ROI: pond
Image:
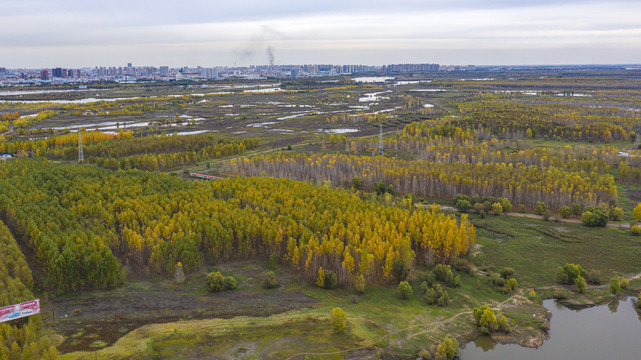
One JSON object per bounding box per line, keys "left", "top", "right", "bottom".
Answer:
{"left": 460, "top": 297, "right": 641, "bottom": 360}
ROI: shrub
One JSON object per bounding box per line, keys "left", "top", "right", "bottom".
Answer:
{"left": 575, "top": 275, "right": 586, "bottom": 293}
{"left": 500, "top": 277, "right": 518, "bottom": 294}
{"left": 374, "top": 180, "right": 393, "bottom": 195}
{"left": 571, "top": 203, "right": 582, "bottom": 216}
{"left": 453, "top": 193, "right": 471, "bottom": 206}
{"left": 455, "top": 199, "right": 472, "bottom": 213}
{"left": 206, "top": 271, "right": 225, "bottom": 292}
{"left": 610, "top": 207, "right": 624, "bottom": 221}
{"left": 637, "top": 292, "right": 641, "bottom": 309}
{"left": 631, "top": 225, "right": 641, "bottom": 236}
{"left": 498, "top": 315, "right": 511, "bottom": 333}
{"left": 500, "top": 267, "right": 516, "bottom": 280}
{"left": 473, "top": 305, "right": 497, "bottom": 334}
{"left": 534, "top": 202, "right": 548, "bottom": 215}
{"left": 434, "top": 264, "right": 453, "bottom": 283}
{"left": 556, "top": 263, "right": 587, "bottom": 285}
{"left": 634, "top": 203, "right": 641, "bottom": 222}
{"left": 437, "top": 290, "right": 450, "bottom": 307}
{"left": 553, "top": 288, "right": 568, "bottom": 299}
{"left": 420, "top": 281, "right": 429, "bottom": 294}
{"left": 581, "top": 206, "right": 608, "bottom": 227}
{"left": 262, "top": 271, "right": 278, "bottom": 289}
{"left": 445, "top": 271, "right": 455, "bottom": 286}
{"left": 499, "top": 197, "right": 513, "bottom": 212}
{"left": 559, "top": 205, "right": 572, "bottom": 218}
{"left": 620, "top": 277, "right": 629, "bottom": 290}
{"left": 351, "top": 177, "right": 363, "bottom": 190}
{"left": 392, "top": 261, "right": 410, "bottom": 282}
{"left": 587, "top": 269, "right": 601, "bottom": 285}
{"left": 473, "top": 202, "right": 486, "bottom": 218}
{"left": 331, "top": 307, "right": 347, "bottom": 334}
{"left": 354, "top": 274, "right": 366, "bottom": 294}
{"left": 452, "top": 275, "right": 461, "bottom": 288}
{"left": 425, "top": 288, "right": 437, "bottom": 305}
{"left": 542, "top": 209, "right": 551, "bottom": 221}
{"left": 351, "top": 294, "right": 359, "bottom": 304}
{"left": 609, "top": 277, "right": 621, "bottom": 294}
{"left": 451, "top": 257, "right": 472, "bottom": 274}
{"left": 435, "top": 336, "right": 459, "bottom": 360}
{"left": 398, "top": 281, "right": 413, "bottom": 300}
{"left": 224, "top": 276, "right": 237, "bottom": 290}
{"left": 491, "top": 202, "right": 503, "bottom": 215}
{"left": 528, "top": 289, "right": 537, "bottom": 298}
{"left": 324, "top": 270, "right": 338, "bottom": 289}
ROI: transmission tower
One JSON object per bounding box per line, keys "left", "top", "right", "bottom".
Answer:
{"left": 78, "top": 131, "right": 84, "bottom": 163}
{"left": 378, "top": 124, "right": 384, "bottom": 156}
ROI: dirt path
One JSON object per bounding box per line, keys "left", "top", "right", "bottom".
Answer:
{"left": 287, "top": 268, "right": 641, "bottom": 359}
{"left": 286, "top": 289, "right": 530, "bottom": 360}
{"left": 0, "top": 123, "right": 14, "bottom": 137}
{"left": 426, "top": 204, "right": 630, "bottom": 229}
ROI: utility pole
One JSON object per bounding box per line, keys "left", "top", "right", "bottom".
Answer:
{"left": 378, "top": 124, "right": 384, "bottom": 156}
{"left": 78, "top": 131, "right": 84, "bottom": 163}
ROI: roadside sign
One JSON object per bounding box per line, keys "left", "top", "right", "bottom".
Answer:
{"left": 0, "top": 299, "right": 40, "bottom": 323}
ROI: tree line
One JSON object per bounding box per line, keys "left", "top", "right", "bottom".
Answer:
{"left": 224, "top": 152, "right": 617, "bottom": 211}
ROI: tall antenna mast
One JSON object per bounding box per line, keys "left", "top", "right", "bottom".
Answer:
{"left": 378, "top": 124, "right": 384, "bottom": 156}
{"left": 78, "top": 131, "right": 84, "bottom": 163}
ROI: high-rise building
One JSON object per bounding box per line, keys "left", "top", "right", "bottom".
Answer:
{"left": 40, "top": 69, "right": 49, "bottom": 80}
{"left": 201, "top": 68, "right": 218, "bottom": 79}
{"left": 159, "top": 66, "right": 169, "bottom": 75}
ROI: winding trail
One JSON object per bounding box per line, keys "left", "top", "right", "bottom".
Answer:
{"left": 285, "top": 270, "right": 641, "bottom": 359}
{"left": 285, "top": 289, "right": 529, "bottom": 360}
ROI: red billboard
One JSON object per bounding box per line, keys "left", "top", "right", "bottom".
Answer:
{"left": 0, "top": 299, "right": 40, "bottom": 323}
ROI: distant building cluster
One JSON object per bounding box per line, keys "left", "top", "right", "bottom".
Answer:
{"left": 383, "top": 63, "right": 475, "bottom": 72}
{"left": 0, "top": 61, "right": 477, "bottom": 85}
{"left": 40, "top": 68, "right": 81, "bottom": 80}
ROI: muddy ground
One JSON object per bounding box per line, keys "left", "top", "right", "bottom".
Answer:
{"left": 45, "top": 261, "right": 318, "bottom": 353}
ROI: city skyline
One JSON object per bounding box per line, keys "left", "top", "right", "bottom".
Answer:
{"left": 1, "top": 0, "right": 641, "bottom": 67}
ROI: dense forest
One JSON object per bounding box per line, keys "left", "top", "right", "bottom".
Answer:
{"left": 0, "top": 221, "right": 58, "bottom": 359}
{"left": 0, "top": 159, "right": 475, "bottom": 294}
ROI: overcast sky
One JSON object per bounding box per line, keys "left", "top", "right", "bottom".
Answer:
{"left": 2, "top": 0, "right": 640, "bottom": 68}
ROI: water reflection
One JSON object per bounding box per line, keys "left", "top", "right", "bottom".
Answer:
{"left": 460, "top": 297, "right": 641, "bottom": 360}
{"left": 471, "top": 335, "right": 495, "bottom": 352}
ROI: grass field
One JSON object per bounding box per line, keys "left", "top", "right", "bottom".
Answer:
{"left": 55, "top": 211, "right": 641, "bottom": 359}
